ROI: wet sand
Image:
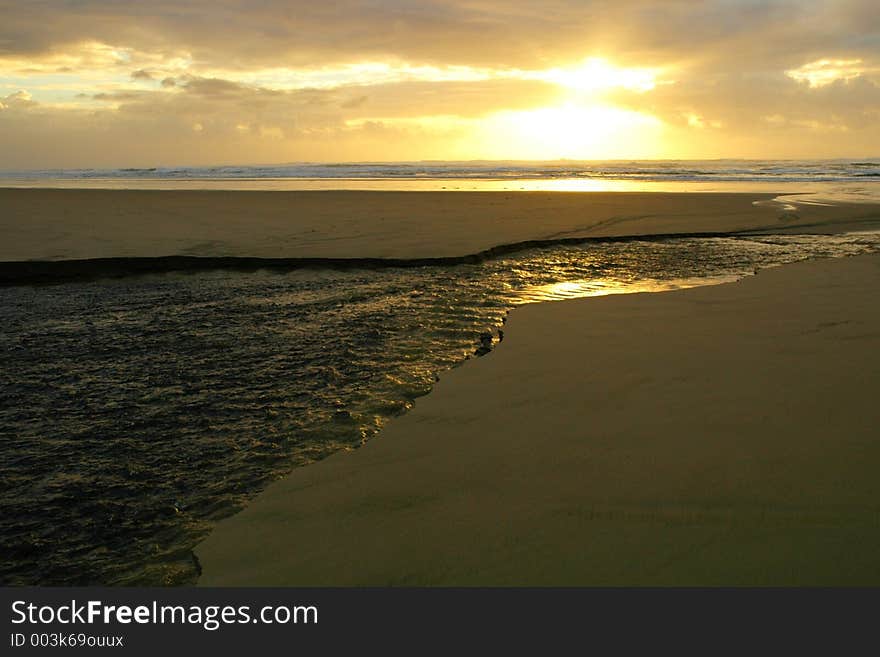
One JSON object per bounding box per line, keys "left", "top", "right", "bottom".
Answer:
{"left": 196, "top": 253, "right": 880, "bottom": 585}
{"left": 3, "top": 189, "right": 880, "bottom": 262}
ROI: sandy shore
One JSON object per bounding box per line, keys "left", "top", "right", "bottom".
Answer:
{"left": 3, "top": 189, "right": 880, "bottom": 262}
{"left": 197, "top": 253, "right": 880, "bottom": 585}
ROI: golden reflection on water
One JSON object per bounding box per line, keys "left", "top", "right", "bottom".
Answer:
{"left": 4, "top": 177, "right": 878, "bottom": 206}
{"left": 0, "top": 176, "right": 838, "bottom": 194}
{"left": 515, "top": 274, "right": 742, "bottom": 304}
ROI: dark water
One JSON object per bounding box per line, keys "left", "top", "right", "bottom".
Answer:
{"left": 1, "top": 233, "right": 879, "bottom": 585}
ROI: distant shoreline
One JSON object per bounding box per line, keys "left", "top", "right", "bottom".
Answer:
{"left": 1, "top": 176, "right": 877, "bottom": 201}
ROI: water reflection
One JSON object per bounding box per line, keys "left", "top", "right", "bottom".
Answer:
{"left": 517, "top": 275, "right": 743, "bottom": 303}
{"left": 2, "top": 176, "right": 878, "bottom": 204}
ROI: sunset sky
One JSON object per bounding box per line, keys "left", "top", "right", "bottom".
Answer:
{"left": 1, "top": 0, "right": 879, "bottom": 167}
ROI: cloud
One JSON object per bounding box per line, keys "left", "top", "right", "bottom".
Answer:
{"left": 0, "top": 1, "right": 875, "bottom": 70}
{"left": 0, "top": 89, "right": 35, "bottom": 111}
{"left": 183, "top": 77, "right": 253, "bottom": 97}
{"left": 92, "top": 91, "right": 150, "bottom": 102}
{"left": 785, "top": 58, "right": 875, "bottom": 87}
{"left": 0, "top": 0, "right": 879, "bottom": 164}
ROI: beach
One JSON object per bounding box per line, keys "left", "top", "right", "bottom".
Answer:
{"left": 7, "top": 0, "right": 880, "bottom": 646}
{"left": 6, "top": 0, "right": 880, "bottom": 643}
{"left": 3, "top": 187, "right": 880, "bottom": 585}
{"left": 3, "top": 189, "right": 880, "bottom": 265}
{"left": 197, "top": 252, "right": 880, "bottom": 586}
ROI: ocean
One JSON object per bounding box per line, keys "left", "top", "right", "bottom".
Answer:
{"left": 1, "top": 161, "right": 879, "bottom": 585}
{"left": 1, "top": 159, "right": 880, "bottom": 203}
{"left": 2, "top": 159, "right": 880, "bottom": 183}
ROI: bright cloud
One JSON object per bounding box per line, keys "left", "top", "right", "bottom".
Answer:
{"left": 527, "top": 58, "right": 660, "bottom": 93}
{"left": 785, "top": 59, "right": 872, "bottom": 88}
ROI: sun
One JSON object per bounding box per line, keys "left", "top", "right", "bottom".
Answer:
{"left": 533, "top": 57, "right": 659, "bottom": 94}
{"left": 480, "top": 102, "right": 665, "bottom": 159}
{"left": 473, "top": 57, "right": 667, "bottom": 159}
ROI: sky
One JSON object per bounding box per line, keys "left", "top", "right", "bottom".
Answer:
{"left": 1, "top": 0, "right": 879, "bottom": 167}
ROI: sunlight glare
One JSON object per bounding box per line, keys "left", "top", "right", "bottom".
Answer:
{"left": 533, "top": 58, "right": 658, "bottom": 93}
{"left": 484, "top": 103, "right": 664, "bottom": 159}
